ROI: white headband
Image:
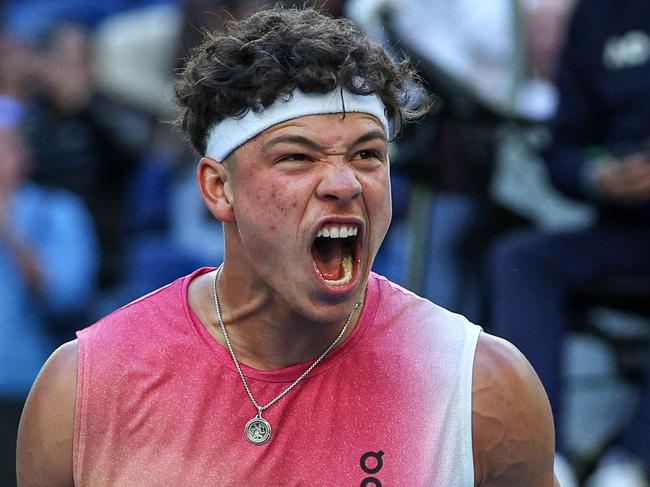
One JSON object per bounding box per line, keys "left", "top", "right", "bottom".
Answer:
{"left": 204, "top": 88, "right": 390, "bottom": 161}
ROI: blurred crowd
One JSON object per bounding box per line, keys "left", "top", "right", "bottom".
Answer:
{"left": 1, "top": 0, "right": 649, "bottom": 486}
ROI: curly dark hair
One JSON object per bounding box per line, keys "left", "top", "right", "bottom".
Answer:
{"left": 175, "top": 5, "right": 428, "bottom": 155}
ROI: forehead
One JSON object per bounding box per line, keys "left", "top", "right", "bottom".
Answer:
{"left": 248, "top": 112, "right": 386, "bottom": 151}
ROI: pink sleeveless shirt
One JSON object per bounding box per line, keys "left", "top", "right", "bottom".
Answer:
{"left": 75, "top": 269, "right": 481, "bottom": 486}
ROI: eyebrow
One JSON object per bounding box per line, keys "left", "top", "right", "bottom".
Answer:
{"left": 261, "top": 129, "right": 387, "bottom": 153}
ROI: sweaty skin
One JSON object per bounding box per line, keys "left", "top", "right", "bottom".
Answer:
{"left": 17, "top": 113, "right": 559, "bottom": 486}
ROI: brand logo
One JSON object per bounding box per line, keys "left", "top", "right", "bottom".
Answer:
{"left": 603, "top": 31, "right": 650, "bottom": 70}
{"left": 360, "top": 450, "right": 384, "bottom": 486}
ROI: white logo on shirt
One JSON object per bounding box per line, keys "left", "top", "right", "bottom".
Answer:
{"left": 603, "top": 31, "right": 650, "bottom": 70}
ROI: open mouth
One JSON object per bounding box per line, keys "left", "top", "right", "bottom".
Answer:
{"left": 311, "top": 223, "right": 360, "bottom": 286}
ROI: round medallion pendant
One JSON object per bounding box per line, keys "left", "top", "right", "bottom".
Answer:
{"left": 245, "top": 416, "right": 272, "bottom": 445}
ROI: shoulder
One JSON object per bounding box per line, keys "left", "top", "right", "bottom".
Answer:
{"left": 372, "top": 273, "right": 453, "bottom": 318}
{"left": 569, "top": 0, "right": 609, "bottom": 24}
{"left": 74, "top": 273, "right": 200, "bottom": 372}
{"left": 82, "top": 275, "right": 186, "bottom": 335}
{"left": 565, "top": 0, "right": 615, "bottom": 42}
{"left": 372, "top": 273, "right": 481, "bottom": 338}
{"left": 17, "top": 340, "right": 78, "bottom": 487}
{"left": 471, "top": 333, "right": 558, "bottom": 487}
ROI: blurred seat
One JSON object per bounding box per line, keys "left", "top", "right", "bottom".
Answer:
{"left": 572, "top": 275, "right": 650, "bottom": 380}
{"left": 568, "top": 275, "right": 650, "bottom": 481}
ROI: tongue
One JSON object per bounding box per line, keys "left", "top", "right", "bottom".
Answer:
{"left": 313, "top": 238, "right": 344, "bottom": 280}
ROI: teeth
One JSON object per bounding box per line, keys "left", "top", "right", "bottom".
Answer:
{"left": 316, "top": 224, "right": 359, "bottom": 239}
{"left": 324, "top": 254, "right": 353, "bottom": 286}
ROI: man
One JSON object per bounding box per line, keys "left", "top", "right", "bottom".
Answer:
{"left": 17, "top": 7, "right": 558, "bottom": 486}
{"left": 0, "top": 102, "right": 97, "bottom": 486}
{"left": 23, "top": 22, "right": 150, "bottom": 289}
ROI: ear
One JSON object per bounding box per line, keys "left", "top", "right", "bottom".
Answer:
{"left": 196, "top": 156, "right": 236, "bottom": 223}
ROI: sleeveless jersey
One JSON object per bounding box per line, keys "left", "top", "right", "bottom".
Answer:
{"left": 74, "top": 268, "right": 481, "bottom": 486}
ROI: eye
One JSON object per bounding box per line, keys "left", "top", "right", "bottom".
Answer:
{"left": 359, "top": 150, "right": 379, "bottom": 159}
{"left": 278, "top": 153, "right": 310, "bottom": 162}
{"left": 353, "top": 149, "right": 383, "bottom": 161}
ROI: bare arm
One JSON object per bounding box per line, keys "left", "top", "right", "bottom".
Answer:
{"left": 17, "top": 340, "right": 78, "bottom": 487}
{"left": 472, "top": 333, "right": 560, "bottom": 487}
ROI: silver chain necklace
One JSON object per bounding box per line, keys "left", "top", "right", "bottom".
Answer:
{"left": 211, "top": 266, "right": 360, "bottom": 445}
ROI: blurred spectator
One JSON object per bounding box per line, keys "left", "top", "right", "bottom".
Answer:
{"left": 100, "top": 130, "right": 217, "bottom": 313}
{"left": 489, "top": 0, "right": 650, "bottom": 485}
{"left": 93, "top": 2, "right": 181, "bottom": 118}
{"left": 20, "top": 23, "right": 151, "bottom": 288}
{"left": 490, "top": 0, "right": 596, "bottom": 237}
{"left": 0, "top": 110, "right": 98, "bottom": 485}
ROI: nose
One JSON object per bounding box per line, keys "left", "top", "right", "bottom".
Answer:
{"left": 316, "top": 161, "right": 362, "bottom": 203}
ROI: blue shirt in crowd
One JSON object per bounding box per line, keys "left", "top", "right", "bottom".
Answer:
{"left": 0, "top": 183, "right": 98, "bottom": 398}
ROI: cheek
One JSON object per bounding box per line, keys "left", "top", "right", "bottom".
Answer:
{"left": 378, "top": 195, "right": 392, "bottom": 240}
{"left": 234, "top": 177, "right": 300, "bottom": 235}
{"left": 371, "top": 174, "right": 393, "bottom": 239}
{"left": 266, "top": 181, "right": 301, "bottom": 215}
{"left": 367, "top": 172, "right": 392, "bottom": 214}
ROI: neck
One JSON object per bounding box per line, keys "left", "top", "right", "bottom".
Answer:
{"left": 193, "top": 266, "right": 362, "bottom": 370}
